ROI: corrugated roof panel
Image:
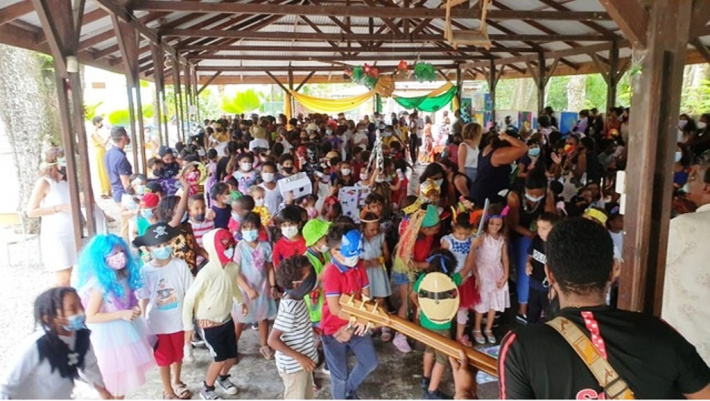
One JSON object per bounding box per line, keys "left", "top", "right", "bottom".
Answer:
{"left": 564, "top": 0, "right": 606, "bottom": 12}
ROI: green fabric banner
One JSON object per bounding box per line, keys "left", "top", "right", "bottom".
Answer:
{"left": 392, "top": 85, "right": 458, "bottom": 112}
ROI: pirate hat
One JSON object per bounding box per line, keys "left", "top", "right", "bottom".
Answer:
{"left": 132, "top": 222, "right": 180, "bottom": 248}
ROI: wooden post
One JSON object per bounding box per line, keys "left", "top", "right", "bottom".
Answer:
{"left": 33, "top": 0, "right": 96, "bottom": 242}
{"left": 151, "top": 43, "right": 164, "bottom": 147}
{"left": 192, "top": 65, "right": 200, "bottom": 123}
{"left": 171, "top": 57, "right": 183, "bottom": 142}
{"left": 488, "top": 59, "right": 497, "bottom": 123}
{"left": 184, "top": 61, "right": 193, "bottom": 128}
{"left": 455, "top": 65, "right": 463, "bottom": 111}
{"left": 286, "top": 69, "right": 294, "bottom": 121}
{"left": 606, "top": 40, "right": 620, "bottom": 111}
{"left": 619, "top": 0, "right": 692, "bottom": 315}
{"left": 536, "top": 52, "right": 546, "bottom": 114}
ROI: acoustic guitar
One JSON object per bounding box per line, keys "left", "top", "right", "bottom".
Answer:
{"left": 338, "top": 294, "right": 498, "bottom": 378}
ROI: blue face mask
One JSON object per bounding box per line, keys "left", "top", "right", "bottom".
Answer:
{"left": 135, "top": 185, "right": 146, "bottom": 196}
{"left": 62, "top": 313, "right": 86, "bottom": 332}
{"left": 150, "top": 245, "right": 173, "bottom": 260}
{"left": 141, "top": 209, "right": 154, "bottom": 219}
{"left": 528, "top": 147, "right": 541, "bottom": 157}
{"left": 242, "top": 229, "right": 259, "bottom": 242}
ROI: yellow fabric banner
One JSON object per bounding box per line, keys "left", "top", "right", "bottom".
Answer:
{"left": 289, "top": 89, "right": 376, "bottom": 113}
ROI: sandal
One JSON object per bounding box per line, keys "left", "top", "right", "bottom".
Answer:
{"left": 381, "top": 328, "right": 392, "bottom": 342}
{"left": 472, "top": 330, "right": 486, "bottom": 345}
{"left": 163, "top": 392, "right": 177, "bottom": 400}
{"left": 172, "top": 383, "right": 192, "bottom": 400}
{"left": 484, "top": 330, "right": 496, "bottom": 344}
{"left": 260, "top": 345, "right": 274, "bottom": 360}
{"left": 457, "top": 335, "right": 473, "bottom": 347}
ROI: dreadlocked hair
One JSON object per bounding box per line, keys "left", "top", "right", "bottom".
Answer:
{"left": 34, "top": 287, "right": 91, "bottom": 380}
{"left": 77, "top": 234, "right": 142, "bottom": 306}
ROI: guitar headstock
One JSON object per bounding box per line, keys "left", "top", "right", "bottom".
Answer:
{"left": 338, "top": 294, "right": 392, "bottom": 327}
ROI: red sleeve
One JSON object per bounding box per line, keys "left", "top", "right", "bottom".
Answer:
{"left": 272, "top": 239, "right": 282, "bottom": 268}
{"left": 359, "top": 265, "right": 370, "bottom": 290}
{"left": 322, "top": 265, "right": 341, "bottom": 298}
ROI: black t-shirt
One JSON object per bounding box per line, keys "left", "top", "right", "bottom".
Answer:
{"left": 216, "top": 156, "right": 231, "bottom": 182}
{"left": 526, "top": 235, "right": 546, "bottom": 282}
{"left": 499, "top": 306, "right": 710, "bottom": 399}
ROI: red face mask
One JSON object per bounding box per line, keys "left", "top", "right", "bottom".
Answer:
{"left": 213, "top": 229, "right": 236, "bottom": 266}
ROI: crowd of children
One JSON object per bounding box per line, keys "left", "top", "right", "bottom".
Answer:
{"left": 3, "top": 109, "right": 654, "bottom": 400}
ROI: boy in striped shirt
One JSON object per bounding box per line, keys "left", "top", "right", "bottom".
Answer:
{"left": 268, "top": 255, "right": 319, "bottom": 399}
{"left": 188, "top": 195, "right": 214, "bottom": 269}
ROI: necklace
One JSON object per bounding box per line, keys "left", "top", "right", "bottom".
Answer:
{"left": 521, "top": 196, "right": 542, "bottom": 214}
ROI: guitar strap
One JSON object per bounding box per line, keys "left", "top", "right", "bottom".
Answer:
{"left": 546, "top": 317, "right": 635, "bottom": 400}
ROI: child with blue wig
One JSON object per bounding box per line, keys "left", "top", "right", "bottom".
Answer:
{"left": 77, "top": 234, "right": 155, "bottom": 398}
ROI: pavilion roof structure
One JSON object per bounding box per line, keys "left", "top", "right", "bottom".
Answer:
{"left": 2, "top": 0, "right": 710, "bottom": 86}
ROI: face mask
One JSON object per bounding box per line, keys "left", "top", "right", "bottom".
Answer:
{"left": 282, "top": 225, "right": 299, "bottom": 239}
{"left": 433, "top": 179, "right": 444, "bottom": 188}
{"left": 232, "top": 212, "right": 244, "bottom": 223}
{"left": 106, "top": 251, "right": 127, "bottom": 270}
{"left": 678, "top": 120, "right": 688, "bottom": 129}
{"left": 135, "top": 185, "right": 146, "bottom": 195}
{"left": 681, "top": 183, "right": 691, "bottom": 193}
{"left": 195, "top": 213, "right": 206, "bottom": 222}
{"left": 151, "top": 245, "right": 173, "bottom": 260}
{"left": 326, "top": 129, "right": 333, "bottom": 135}
{"left": 341, "top": 254, "right": 360, "bottom": 267}
{"left": 152, "top": 169, "right": 162, "bottom": 177}
{"left": 318, "top": 244, "right": 330, "bottom": 253}
{"left": 528, "top": 147, "right": 541, "bottom": 157}
{"left": 675, "top": 151, "right": 682, "bottom": 163}
{"left": 181, "top": 211, "right": 189, "bottom": 223}
{"left": 242, "top": 229, "right": 259, "bottom": 242}
{"left": 57, "top": 157, "right": 67, "bottom": 167}
{"left": 698, "top": 122, "right": 707, "bottom": 130}
{"left": 262, "top": 172, "right": 275, "bottom": 182}
{"left": 525, "top": 193, "right": 545, "bottom": 203}
{"left": 62, "top": 313, "right": 86, "bottom": 332}
{"left": 255, "top": 198, "right": 265, "bottom": 207}
{"left": 342, "top": 168, "right": 351, "bottom": 176}
{"left": 283, "top": 166, "right": 294, "bottom": 174}
{"left": 223, "top": 247, "right": 235, "bottom": 260}
{"left": 384, "top": 131, "right": 393, "bottom": 137}
{"left": 378, "top": 124, "right": 386, "bottom": 130}
{"left": 358, "top": 129, "right": 367, "bottom": 134}
{"left": 141, "top": 209, "right": 154, "bottom": 219}
{"left": 241, "top": 162, "right": 253, "bottom": 171}
{"left": 287, "top": 267, "right": 318, "bottom": 299}
{"left": 375, "top": 176, "right": 385, "bottom": 183}
{"left": 564, "top": 144, "right": 576, "bottom": 154}
{"left": 360, "top": 174, "right": 369, "bottom": 182}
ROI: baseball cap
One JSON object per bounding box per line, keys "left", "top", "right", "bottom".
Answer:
{"left": 340, "top": 229, "right": 363, "bottom": 258}
{"left": 132, "top": 222, "right": 179, "bottom": 248}
{"left": 140, "top": 193, "right": 160, "bottom": 209}
{"left": 303, "top": 220, "right": 332, "bottom": 247}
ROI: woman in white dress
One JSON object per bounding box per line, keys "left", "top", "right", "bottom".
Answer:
{"left": 26, "top": 148, "right": 77, "bottom": 287}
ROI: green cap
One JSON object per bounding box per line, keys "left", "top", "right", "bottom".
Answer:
{"left": 303, "top": 219, "right": 332, "bottom": 247}
{"left": 421, "top": 204, "right": 440, "bottom": 228}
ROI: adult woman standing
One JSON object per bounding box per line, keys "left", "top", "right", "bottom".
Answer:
{"left": 26, "top": 148, "right": 77, "bottom": 287}
{"left": 470, "top": 131, "right": 528, "bottom": 206}
{"left": 90, "top": 116, "right": 111, "bottom": 199}
{"left": 688, "top": 112, "right": 710, "bottom": 161}
{"left": 458, "top": 122, "right": 483, "bottom": 189}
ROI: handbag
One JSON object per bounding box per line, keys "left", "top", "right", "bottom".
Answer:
{"left": 546, "top": 317, "right": 635, "bottom": 400}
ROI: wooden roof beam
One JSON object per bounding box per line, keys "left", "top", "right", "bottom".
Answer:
{"left": 187, "top": 54, "right": 485, "bottom": 62}
{"left": 135, "top": 2, "right": 612, "bottom": 21}
{"left": 690, "top": 0, "right": 710, "bottom": 37}
{"left": 178, "top": 44, "right": 535, "bottom": 53}
{"left": 600, "top": 0, "right": 648, "bottom": 48}
{"left": 0, "top": 1, "right": 37, "bottom": 26}
{"left": 536, "top": 0, "right": 620, "bottom": 37}
{"left": 195, "top": 64, "right": 459, "bottom": 72}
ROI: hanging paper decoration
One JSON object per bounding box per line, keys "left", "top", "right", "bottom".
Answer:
{"left": 413, "top": 62, "right": 437, "bottom": 82}
{"left": 369, "top": 67, "right": 380, "bottom": 78}
{"left": 392, "top": 82, "right": 458, "bottom": 112}
{"left": 352, "top": 66, "right": 364, "bottom": 82}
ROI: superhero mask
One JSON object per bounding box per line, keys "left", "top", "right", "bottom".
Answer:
{"left": 214, "top": 228, "right": 236, "bottom": 266}
{"left": 417, "top": 272, "right": 460, "bottom": 324}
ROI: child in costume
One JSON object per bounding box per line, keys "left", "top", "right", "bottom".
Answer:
{"left": 467, "top": 204, "right": 510, "bottom": 344}
{"left": 233, "top": 213, "right": 278, "bottom": 360}
{"left": 134, "top": 223, "right": 194, "bottom": 400}
{"left": 412, "top": 249, "right": 470, "bottom": 399}
{"left": 0, "top": 287, "right": 111, "bottom": 399}
{"left": 182, "top": 228, "right": 247, "bottom": 399}
{"left": 391, "top": 202, "right": 440, "bottom": 353}
{"left": 77, "top": 234, "right": 155, "bottom": 398}
{"left": 301, "top": 219, "right": 332, "bottom": 327}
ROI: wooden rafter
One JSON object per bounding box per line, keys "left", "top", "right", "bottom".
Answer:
{"left": 0, "top": 1, "right": 36, "bottom": 26}
{"left": 600, "top": 0, "right": 648, "bottom": 48}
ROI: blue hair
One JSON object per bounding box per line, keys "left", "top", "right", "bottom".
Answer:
{"left": 77, "top": 234, "right": 142, "bottom": 302}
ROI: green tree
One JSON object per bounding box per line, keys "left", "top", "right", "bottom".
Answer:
{"left": 584, "top": 74, "right": 608, "bottom": 110}
{"left": 546, "top": 76, "right": 571, "bottom": 111}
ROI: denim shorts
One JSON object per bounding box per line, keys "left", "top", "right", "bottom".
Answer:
{"left": 391, "top": 272, "right": 410, "bottom": 286}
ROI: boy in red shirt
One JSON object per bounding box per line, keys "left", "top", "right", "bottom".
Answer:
{"left": 273, "top": 205, "right": 307, "bottom": 269}
{"left": 321, "top": 224, "right": 378, "bottom": 400}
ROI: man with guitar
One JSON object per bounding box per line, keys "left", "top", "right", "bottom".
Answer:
{"left": 486, "top": 218, "right": 710, "bottom": 399}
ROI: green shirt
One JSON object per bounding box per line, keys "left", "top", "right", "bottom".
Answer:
{"left": 413, "top": 272, "right": 462, "bottom": 331}
{"left": 304, "top": 248, "right": 331, "bottom": 324}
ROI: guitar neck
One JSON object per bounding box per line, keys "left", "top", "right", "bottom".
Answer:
{"left": 387, "top": 315, "right": 498, "bottom": 377}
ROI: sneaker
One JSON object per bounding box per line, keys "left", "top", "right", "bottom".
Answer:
{"left": 516, "top": 314, "right": 528, "bottom": 324}
{"left": 484, "top": 330, "right": 496, "bottom": 344}
{"left": 420, "top": 377, "right": 431, "bottom": 390}
{"left": 322, "top": 363, "right": 330, "bottom": 376}
{"left": 393, "top": 333, "right": 412, "bottom": 353}
{"left": 200, "top": 385, "right": 220, "bottom": 400}
{"left": 217, "top": 375, "right": 239, "bottom": 395}
{"left": 250, "top": 323, "right": 258, "bottom": 331}
{"left": 423, "top": 389, "right": 452, "bottom": 399}
{"left": 345, "top": 391, "right": 361, "bottom": 399}
{"left": 183, "top": 345, "right": 194, "bottom": 363}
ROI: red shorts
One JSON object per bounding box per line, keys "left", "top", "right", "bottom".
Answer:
{"left": 154, "top": 331, "right": 185, "bottom": 367}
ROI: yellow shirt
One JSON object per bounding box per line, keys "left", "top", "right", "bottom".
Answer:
{"left": 182, "top": 230, "right": 244, "bottom": 330}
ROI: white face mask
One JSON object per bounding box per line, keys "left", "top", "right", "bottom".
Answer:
{"left": 341, "top": 254, "right": 360, "bottom": 267}
{"left": 678, "top": 120, "right": 688, "bottom": 129}
{"left": 699, "top": 122, "right": 707, "bottom": 130}
{"left": 525, "top": 193, "right": 545, "bottom": 203}
{"left": 241, "top": 162, "right": 253, "bottom": 171}
{"left": 223, "top": 247, "right": 235, "bottom": 259}
{"left": 318, "top": 244, "right": 330, "bottom": 253}
{"left": 433, "top": 179, "right": 444, "bottom": 188}
{"left": 342, "top": 168, "right": 351, "bottom": 176}
{"left": 675, "top": 151, "right": 682, "bottom": 163}
{"left": 282, "top": 225, "right": 299, "bottom": 239}
{"left": 262, "top": 172, "right": 275, "bottom": 182}
{"left": 255, "top": 198, "right": 265, "bottom": 207}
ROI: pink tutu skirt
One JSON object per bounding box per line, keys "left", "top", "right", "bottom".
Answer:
{"left": 87, "top": 317, "right": 155, "bottom": 396}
